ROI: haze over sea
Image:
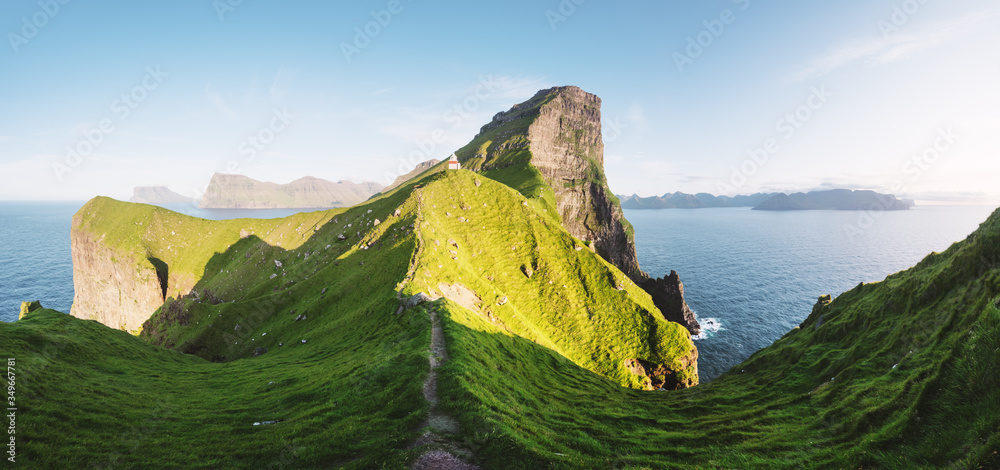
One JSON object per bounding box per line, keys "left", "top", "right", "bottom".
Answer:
{"left": 2, "top": 201, "right": 994, "bottom": 381}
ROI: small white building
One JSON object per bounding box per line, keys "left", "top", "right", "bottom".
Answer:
{"left": 447, "top": 155, "right": 460, "bottom": 170}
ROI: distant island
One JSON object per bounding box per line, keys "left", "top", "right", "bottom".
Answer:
{"left": 752, "top": 189, "right": 914, "bottom": 211}
{"left": 621, "top": 189, "right": 914, "bottom": 211}
{"left": 620, "top": 192, "right": 777, "bottom": 209}
{"left": 130, "top": 186, "right": 194, "bottom": 204}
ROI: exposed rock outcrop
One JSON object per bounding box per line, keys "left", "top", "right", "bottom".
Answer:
{"left": 640, "top": 271, "right": 700, "bottom": 335}
{"left": 70, "top": 227, "right": 167, "bottom": 332}
{"left": 625, "top": 349, "right": 698, "bottom": 390}
{"left": 200, "top": 173, "right": 383, "bottom": 208}
{"left": 19, "top": 300, "right": 42, "bottom": 320}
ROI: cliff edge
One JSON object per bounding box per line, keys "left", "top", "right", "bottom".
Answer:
{"left": 455, "top": 86, "right": 700, "bottom": 334}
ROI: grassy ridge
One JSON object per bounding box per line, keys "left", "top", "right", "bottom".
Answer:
{"left": 406, "top": 171, "right": 696, "bottom": 389}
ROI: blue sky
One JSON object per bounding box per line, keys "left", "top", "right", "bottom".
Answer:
{"left": 1, "top": 0, "right": 998, "bottom": 203}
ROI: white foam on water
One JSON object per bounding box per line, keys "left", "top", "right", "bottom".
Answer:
{"left": 692, "top": 317, "right": 723, "bottom": 341}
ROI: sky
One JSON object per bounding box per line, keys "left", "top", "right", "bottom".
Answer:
{"left": 1, "top": 0, "right": 998, "bottom": 204}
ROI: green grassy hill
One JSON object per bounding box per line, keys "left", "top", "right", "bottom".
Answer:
{"left": 5, "top": 162, "right": 999, "bottom": 467}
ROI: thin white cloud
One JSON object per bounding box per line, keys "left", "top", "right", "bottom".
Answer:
{"left": 205, "top": 84, "right": 240, "bottom": 121}
{"left": 789, "top": 11, "right": 993, "bottom": 82}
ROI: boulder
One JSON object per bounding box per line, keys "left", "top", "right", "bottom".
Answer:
{"left": 406, "top": 292, "right": 434, "bottom": 308}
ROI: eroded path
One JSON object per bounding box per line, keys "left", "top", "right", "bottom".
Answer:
{"left": 411, "top": 306, "right": 479, "bottom": 470}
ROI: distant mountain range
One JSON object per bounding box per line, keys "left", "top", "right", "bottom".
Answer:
{"left": 619, "top": 192, "right": 778, "bottom": 209}
{"left": 131, "top": 174, "right": 384, "bottom": 209}
{"left": 620, "top": 189, "right": 914, "bottom": 211}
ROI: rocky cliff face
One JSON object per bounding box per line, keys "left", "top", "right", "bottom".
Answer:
{"left": 640, "top": 271, "right": 701, "bottom": 335}
{"left": 200, "top": 174, "right": 383, "bottom": 208}
{"left": 459, "top": 86, "right": 700, "bottom": 334}
{"left": 70, "top": 224, "right": 167, "bottom": 332}
{"left": 469, "top": 86, "right": 644, "bottom": 279}
{"left": 527, "top": 87, "right": 646, "bottom": 280}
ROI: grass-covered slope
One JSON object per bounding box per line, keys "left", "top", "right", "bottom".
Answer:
{"left": 2, "top": 167, "right": 700, "bottom": 467}
{"left": 6, "top": 307, "right": 429, "bottom": 468}
{"left": 432, "top": 205, "right": 1000, "bottom": 468}
{"left": 404, "top": 171, "right": 696, "bottom": 390}
{"left": 5, "top": 165, "right": 999, "bottom": 467}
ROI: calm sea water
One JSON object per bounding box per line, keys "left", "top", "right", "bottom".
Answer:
{"left": 628, "top": 205, "right": 998, "bottom": 381}
{"left": 3, "top": 201, "right": 996, "bottom": 382}
{"left": 0, "top": 201, "right": 309, "bottom": 323}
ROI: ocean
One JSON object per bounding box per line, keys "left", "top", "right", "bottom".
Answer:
{"left": 1, "top": 201, "right": 995, "bottom": 382}
{"left": 628, "top": 205, "right": 998, "bottom": 381}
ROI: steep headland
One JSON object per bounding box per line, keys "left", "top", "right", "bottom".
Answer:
{"left": 453, "top": 86, "right": 700, "bottom": 334}
{"left": 200, "top": 173, "right": 382, "bottom": 209}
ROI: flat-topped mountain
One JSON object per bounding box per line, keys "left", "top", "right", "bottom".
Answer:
{"left": 130, "top": 186, "right": 194, "bottom": 204}
{"left": 199, "top": 173, "right": 382, "bottom": 209}
{"left": 753, "top": 189, "right": 914, "bottom": 211}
